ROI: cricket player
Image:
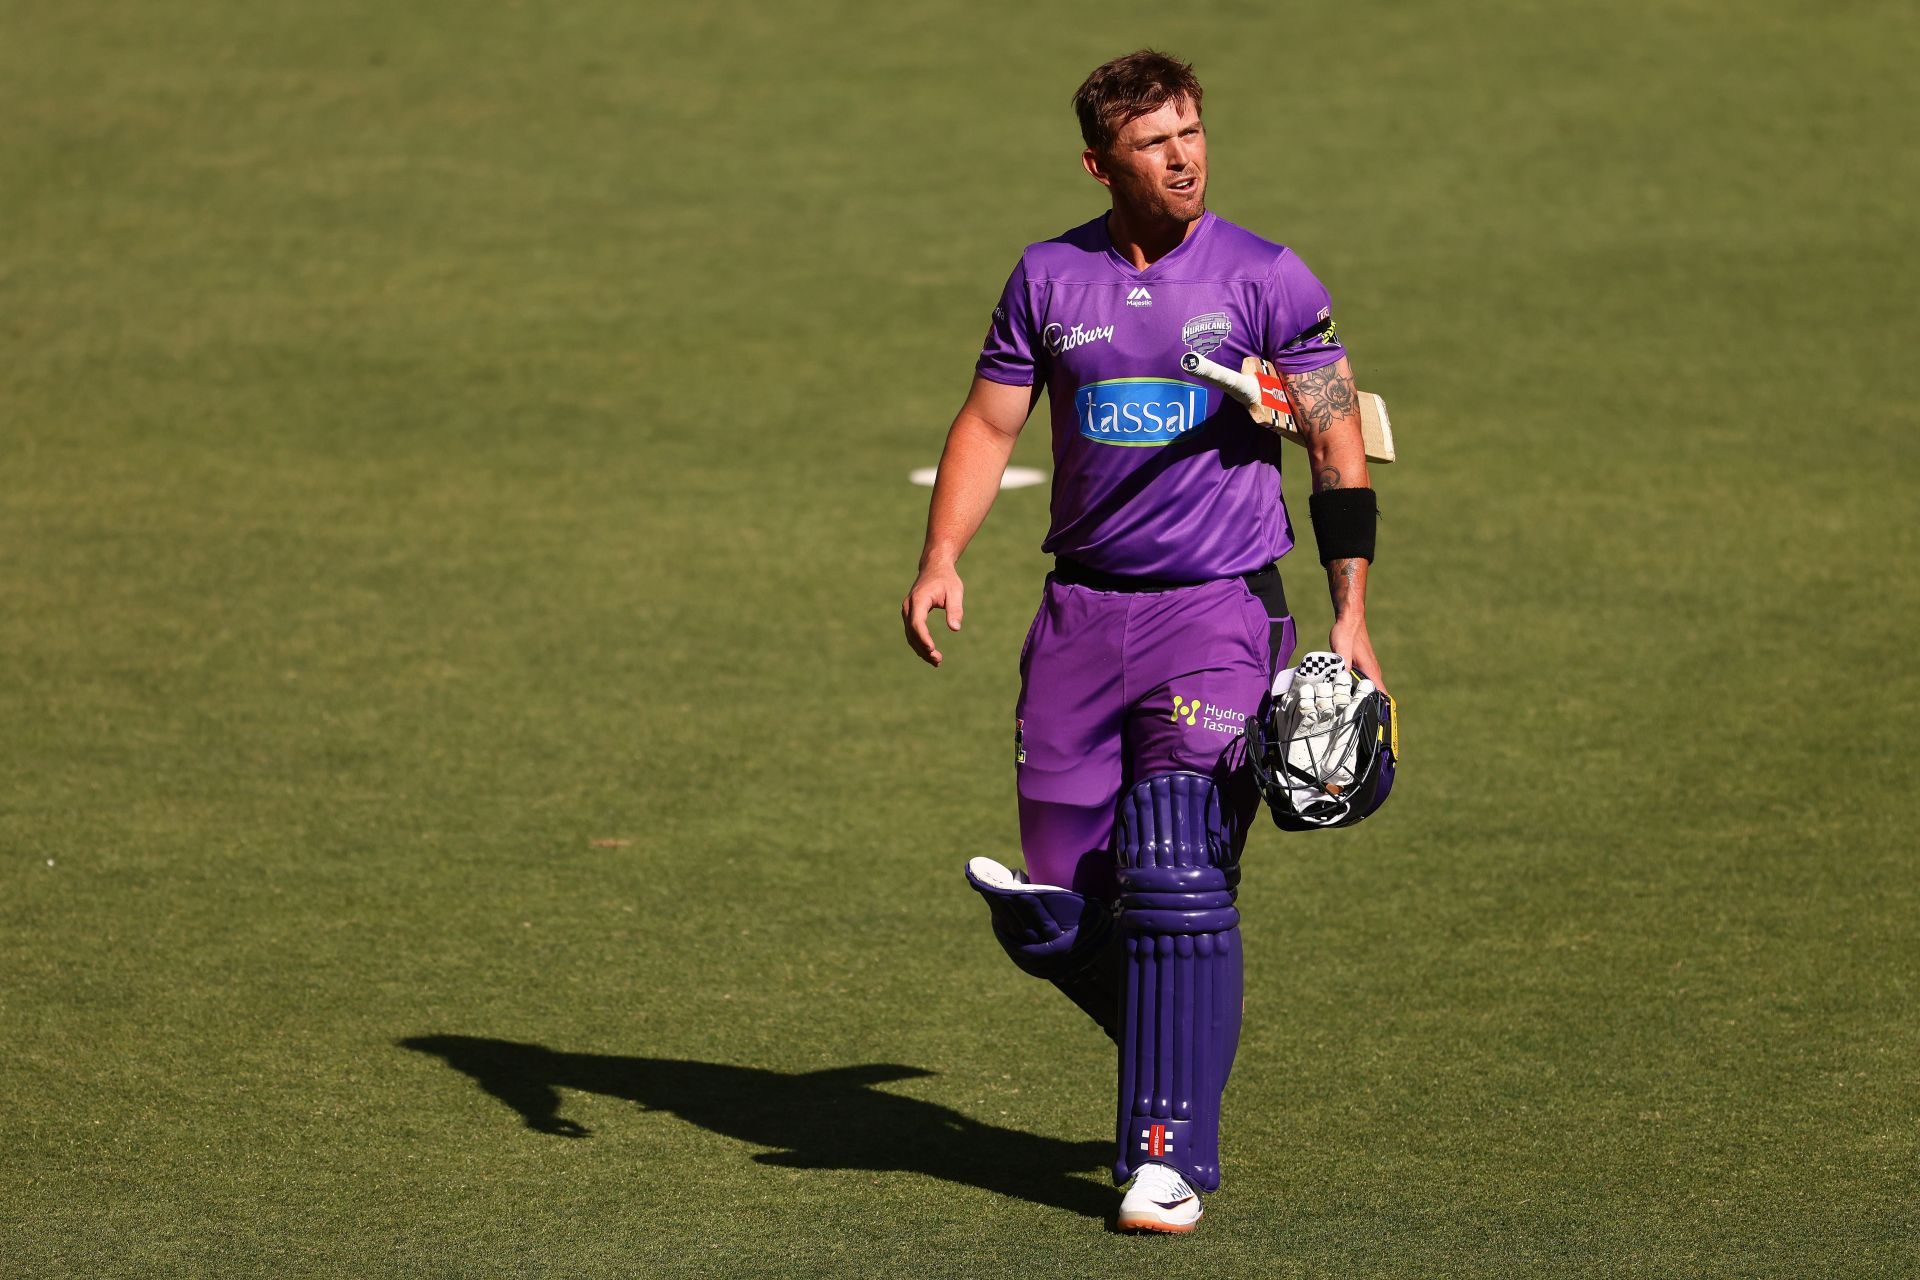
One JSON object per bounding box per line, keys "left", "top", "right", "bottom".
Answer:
{"left": 902, "top": 50, "right": 1387, "bottom": 1233}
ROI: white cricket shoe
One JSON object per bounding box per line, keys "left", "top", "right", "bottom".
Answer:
{"left": 1117, "top": 1162, "right": 1203, "bottom": 1234}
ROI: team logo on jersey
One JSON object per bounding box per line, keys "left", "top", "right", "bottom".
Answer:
{"left": 1043, "top": 321, "right": 1115, "bottom": 355}
{"left": 1181, "top": 312, "right": 1232, "bottom": 355}
{"left": 1075, "top": 378, "right": 1208, "bottom": 447}
{"left": 1126, "top": 286, "right": 1153, "bottom": 308}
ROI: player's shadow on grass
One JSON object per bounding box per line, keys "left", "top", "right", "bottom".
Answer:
{"left": 400, "top": 1034, "right": 1112, "bottom": 1218}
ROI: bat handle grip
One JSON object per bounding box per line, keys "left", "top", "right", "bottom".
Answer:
{"left": 1182, "top": 349, "right": 1261, "bottom": 409}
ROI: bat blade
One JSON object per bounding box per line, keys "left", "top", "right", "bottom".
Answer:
{"left": 1179, "top": 350, "right": 1396, "bottom": 464}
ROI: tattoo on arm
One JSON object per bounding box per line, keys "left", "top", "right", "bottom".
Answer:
{"left": 1283, "top": 363, "right": 1359, "bottom": 436}
{"left": 1315, "top": 466, "right": 1341, "bottom": 492}
{"left": 1328, "top": 558, "right": 1360, "bottom": 619}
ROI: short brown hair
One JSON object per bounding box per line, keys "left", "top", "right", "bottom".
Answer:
{"left": 1072, "top": 50, "right": 1204, "bottom": 153}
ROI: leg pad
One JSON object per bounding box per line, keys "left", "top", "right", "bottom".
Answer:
{"left": 965, "top": 858, "right": 1122, "bottom": 1039}
{"left": 1113, "top": 772, "right": 1243, "bottom": 1192}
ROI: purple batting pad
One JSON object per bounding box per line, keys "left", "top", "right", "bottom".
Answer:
{"left": 1112, "top": 772, "right": 1242, "bottom": 1192}
{"left": 964, "top": 861, "right": 1123, "bottom": 1041}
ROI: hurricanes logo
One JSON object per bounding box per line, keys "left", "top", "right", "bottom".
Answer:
{"left": 1171, "top": 696, "right": 1199, "bottom": 725}
{"left": 1181, "top": 311, "right": 1232, "bottom": 355}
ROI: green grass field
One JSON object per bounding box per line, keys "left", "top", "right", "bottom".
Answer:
{"left": 4, "top": 1, "right": 1916, "bottom": 1274}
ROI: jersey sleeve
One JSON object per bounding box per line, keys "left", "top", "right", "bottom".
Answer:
{"left": 975, "top": 255, "right": 1044, "bottom": 386}
{"left": 1260, "top": 251, "right": 1347, "bottom": 375}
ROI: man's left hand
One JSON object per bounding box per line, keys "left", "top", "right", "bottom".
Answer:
{"left": 1329, "top": 617, "right": 1387, "bottom": 695}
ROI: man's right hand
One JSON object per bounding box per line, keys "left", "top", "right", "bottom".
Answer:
{"left": 902, "top": 563, "right": 965, "bottom": 667}
{"left": 902, "top": 376, "right": 1036, "bottom": 669}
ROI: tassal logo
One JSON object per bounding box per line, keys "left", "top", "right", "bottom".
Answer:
{"left": 1075, "top": 378, "right": 1209, "bottom": 447}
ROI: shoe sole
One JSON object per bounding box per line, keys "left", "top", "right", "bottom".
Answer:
{"left": 1115, "top": 1213, "right": 1201, "bottom": 1234}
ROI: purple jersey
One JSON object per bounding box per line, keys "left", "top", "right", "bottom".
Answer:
{"left": 977, "top": 211, "right": 1346, "bottom": 580}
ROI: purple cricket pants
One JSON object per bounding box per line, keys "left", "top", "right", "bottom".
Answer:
{"left": 1014, "top": 571, "right": 1297, "bottom": 898}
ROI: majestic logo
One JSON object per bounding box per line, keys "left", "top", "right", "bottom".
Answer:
{"left": 1075, "top": 378, "right": 1208, "bottom": 447}
{"left": 1181, "top": 311, "right": 1232, "bottom": 355}
{"left": 1043, "top": 321, "right": 1115, "bottom": 356}
{"left": 1126, "top": 286, "right": 1153, "bottom": 308}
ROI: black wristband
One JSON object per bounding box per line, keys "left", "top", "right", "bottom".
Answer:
{"left": 1308, "top": 487, "right": 1377, "bottom": 565}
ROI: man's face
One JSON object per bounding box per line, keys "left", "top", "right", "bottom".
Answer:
{"left": 1084, "top": 96, "right": 1207, "bottom": 224}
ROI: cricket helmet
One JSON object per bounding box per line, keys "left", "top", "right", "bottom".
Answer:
{"left": 1247, "top": 651, "right": 1398, "bottom": 831}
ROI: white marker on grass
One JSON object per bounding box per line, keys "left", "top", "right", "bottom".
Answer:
{"left": 909, "top": 466, "right": 1046, "bottom": 489}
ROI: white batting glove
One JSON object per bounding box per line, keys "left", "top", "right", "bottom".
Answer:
{"left": 1278, "top": 654, "right": 1375, "bottom": 793}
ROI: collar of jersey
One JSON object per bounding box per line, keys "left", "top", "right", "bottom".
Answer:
{"left": 1102, "top": 209, "right": 1216, "bottom": 281}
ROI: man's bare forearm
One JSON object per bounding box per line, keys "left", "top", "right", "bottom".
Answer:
{"left": 1289, "top": 358, "right": 1370, "bottom": 494}
{"left": 1325, "top": 556, "right": 1369, "bottom": 622}
{"left": 1284, "top": 358, "right": 1373, "bottom": 610}
{"left": 918, "top": 411, "right": 1020, "bottom": 570}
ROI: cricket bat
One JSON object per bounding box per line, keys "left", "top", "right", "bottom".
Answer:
{"left": 1180, "top": 351, "right": 1396, "bottom": 463}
